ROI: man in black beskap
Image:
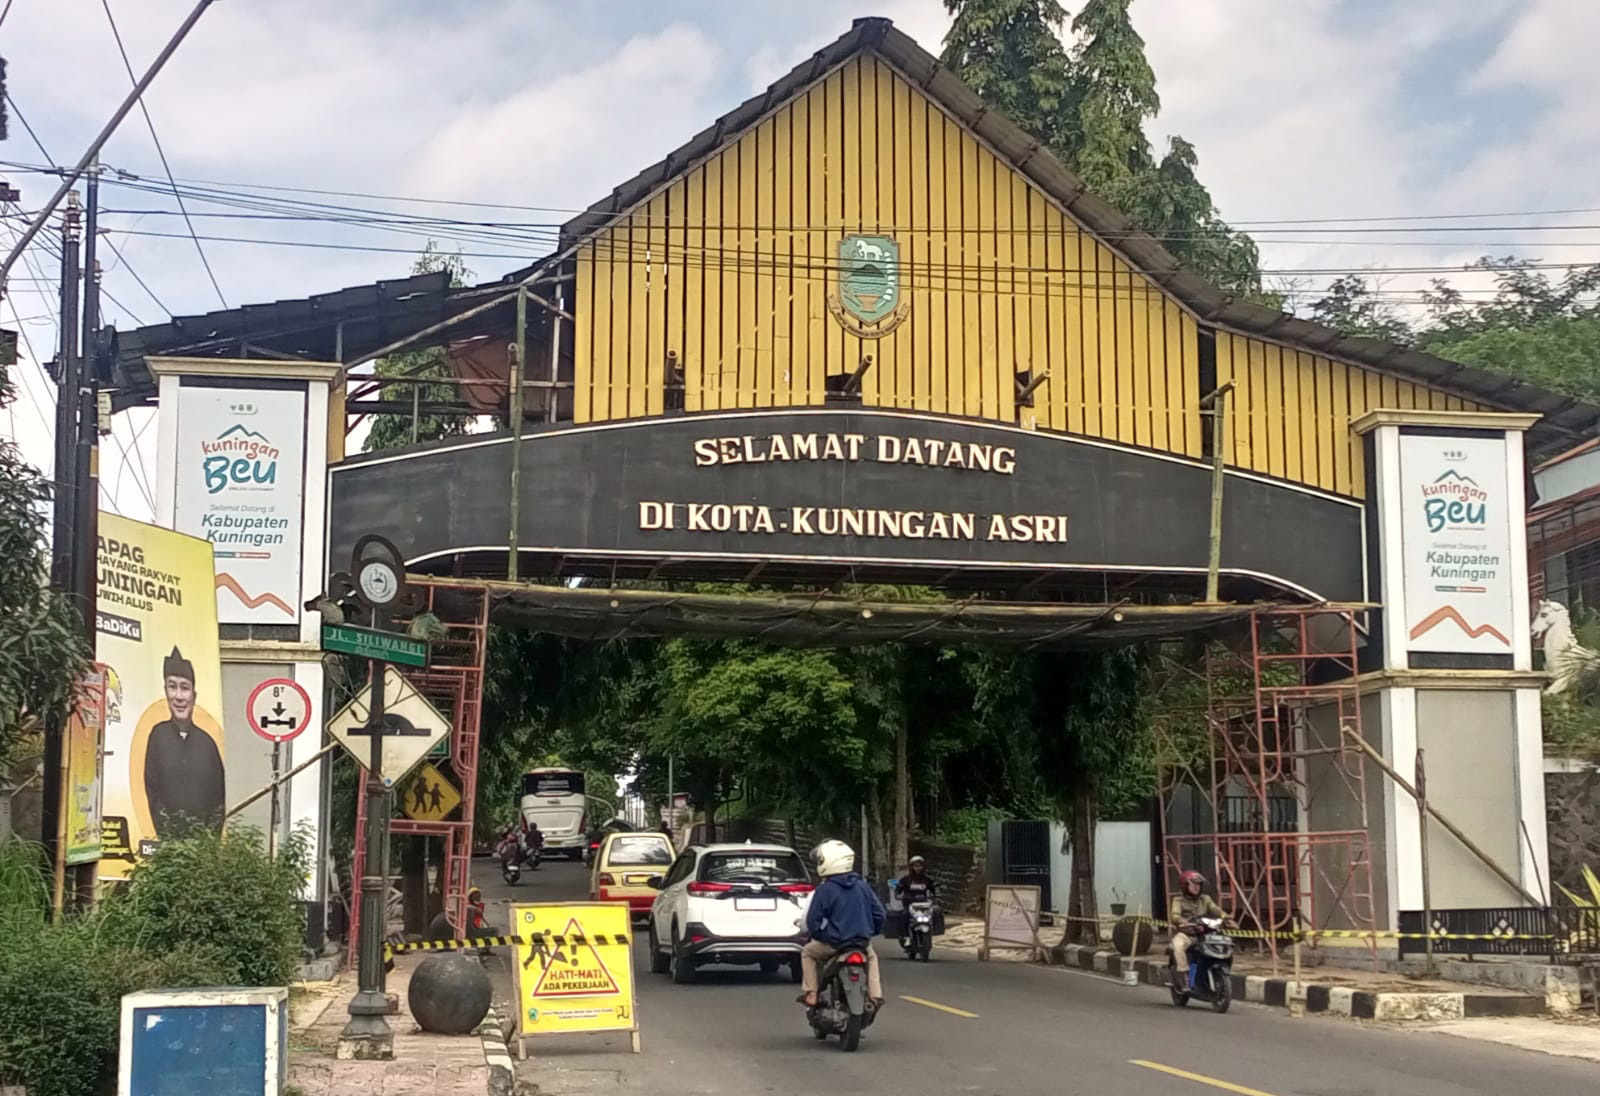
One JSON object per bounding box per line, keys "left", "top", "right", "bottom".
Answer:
{"left": 143, "top": 647, "right": 226, "bottom": 839}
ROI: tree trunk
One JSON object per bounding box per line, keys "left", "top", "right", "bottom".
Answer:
{"left": 400, "top": 837, "right": 427, "bottom": 936}
{"left": 866, "top": 783, "right": 886, "bottom": 883}
{"left": 893, "top": 700, "right": 910, "bottom": 874}
{"left": 1067, "top": 786, "right": 1098, "bottom": 945}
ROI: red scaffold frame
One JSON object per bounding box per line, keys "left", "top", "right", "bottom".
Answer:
{"left": 1159, "top": 607, "right": 1378, "bottom": 970}
{"left": 346, "top": 580, "right": 488, "bottom": 957}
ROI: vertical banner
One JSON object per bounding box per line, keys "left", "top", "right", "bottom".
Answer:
{"left": 63, "top": 665, "right": 108, "bottom": 866}
{"left": 172, "top": 385, "right": 306, "bottom": 625}
{"left": 1398, "top": 434, "right": 1516, "bottom": 655}
{"left": 95, "top": 513, "right": 227, "bottom": 879}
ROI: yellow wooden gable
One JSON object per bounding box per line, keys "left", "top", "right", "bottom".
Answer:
{"left": 566, "top": 23, "right": 1505, "bottom": 499}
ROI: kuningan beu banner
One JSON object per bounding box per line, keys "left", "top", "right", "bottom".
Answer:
{"left": 95, "top": 512, "right": 227, "bottom": 880}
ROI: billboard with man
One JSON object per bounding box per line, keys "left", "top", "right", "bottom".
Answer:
{"left": 95, "top": 513, "right": 227, "bottom": 878}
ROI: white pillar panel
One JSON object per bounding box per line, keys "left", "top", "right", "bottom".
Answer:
{"left": 1370, "top": 425, "right": 1409, "bottom": 671}
{"left": 1380, "top": 686, "right": 1421, "bottom": 922}
{"left": 1513, "top": 686, "right": 1551, "bottom": 902}
{"left": 1505, "top": 431, "right": 1534, "bottom": 672}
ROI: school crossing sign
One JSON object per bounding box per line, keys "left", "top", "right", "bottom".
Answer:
{"left": 510, "top": 902, "right": 640, "bottom": 1053}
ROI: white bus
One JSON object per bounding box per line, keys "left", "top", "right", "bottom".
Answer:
{"left": 519, "top": 767, "right": 587, "bottom": 859}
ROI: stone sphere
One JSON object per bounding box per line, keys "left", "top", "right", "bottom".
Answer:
{"left": 408, "top": 953, "right": 492, "bottom": 1035}
{"left": 1111, "top": 915, "right": 1154, "bottom": 957}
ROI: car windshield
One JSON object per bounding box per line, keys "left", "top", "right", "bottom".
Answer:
{"left": 605, "top": 835, "right": 672, "bottom": 866}
{"left": 699, "top": 850, "right": 809, "bottom": 885}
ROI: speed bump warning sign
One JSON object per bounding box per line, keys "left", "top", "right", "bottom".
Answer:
{"left": 510, "top": 902, "right": 639, "bottom": 1054}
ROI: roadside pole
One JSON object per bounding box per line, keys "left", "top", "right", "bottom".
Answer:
{"left": 342, "top": 603, "right": 395, "bottom": 1057}
{"left": 1417, "top": 748, "right": 1436, "bottom": 976}
{"left": 43, "top": 194, "right": 81, "bottom": 919}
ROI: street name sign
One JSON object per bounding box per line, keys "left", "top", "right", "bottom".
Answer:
{"left": 321, "top": 623, "right": 428, "bottom": 667}
{"left": 327, "top": 667, "right": 450, "bottom": 787}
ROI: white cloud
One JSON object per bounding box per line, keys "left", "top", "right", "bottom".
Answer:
{"left": 406, "top": 24, "right": 724, "bottom": 209}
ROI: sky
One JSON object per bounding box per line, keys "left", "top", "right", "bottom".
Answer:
{"left": 3, "top": 0, "right": 1598, "bottom": 520}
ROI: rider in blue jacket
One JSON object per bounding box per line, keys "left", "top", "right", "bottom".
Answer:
{"left": 800, "top": 839, "right": 886, "bottom": 1008}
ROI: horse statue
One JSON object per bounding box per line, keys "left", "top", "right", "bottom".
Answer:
{"left": 1532, "top": 599, "right": 1596, "bottom": 695}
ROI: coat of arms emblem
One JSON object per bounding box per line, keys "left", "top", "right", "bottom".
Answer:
{"left": 828, "top": 234, "right": 910, "bottom": 337}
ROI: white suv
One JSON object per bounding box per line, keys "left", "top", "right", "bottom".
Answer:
{"left": 647, "top": 842, "right": 815, "bottom": 984}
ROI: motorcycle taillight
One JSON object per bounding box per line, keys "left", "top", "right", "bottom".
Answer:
{"left": 842, "top": 951, "right": 868, "bottom": 966}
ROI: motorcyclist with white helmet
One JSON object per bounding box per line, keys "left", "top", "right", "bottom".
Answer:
{"left": 799, "top": 839, "right": 886, "bottom": 1009}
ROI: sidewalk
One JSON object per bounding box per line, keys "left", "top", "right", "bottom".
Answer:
{"left": 1423, "top": 1014, "right": 1600, "bottom": 1063}
{"left": 288, "top": 960, "right": 495, "bottom": 1096}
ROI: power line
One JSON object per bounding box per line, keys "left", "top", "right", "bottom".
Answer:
{"left": 99, "top": 0, "right": 227, "bottom": 309}
{"left": 100, "top": 233, "right": 170, "bottom": 315}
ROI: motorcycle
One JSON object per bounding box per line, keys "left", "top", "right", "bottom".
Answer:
{"left": 805, "top": 939, "right": 879, "bottom": 1052}
{"left": 496, "top": 832, "right": 543, "bottom": 886}
{"left": 901, "top": 900, "right": 935, "bottom": 961}
{"left": 1167, "top": 916, "right": 1235, "bottom": 1013}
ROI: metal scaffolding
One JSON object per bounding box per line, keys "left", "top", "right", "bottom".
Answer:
{"left": 346, "top": 581, "right": 489, "bottom": 954}
{"left": 1159, "top": 607, "right": 1378, "bottom": 968}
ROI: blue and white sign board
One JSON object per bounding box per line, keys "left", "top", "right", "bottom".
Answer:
{"left": 118, "top": 987, "right": 288, "bottom": 1096}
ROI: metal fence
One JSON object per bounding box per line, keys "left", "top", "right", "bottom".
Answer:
{"left": 1398, "top": 905, "right": 1600, "bottom": 960}
{"left": 1398, "top": 907, "right": 1555, "bottom": 959}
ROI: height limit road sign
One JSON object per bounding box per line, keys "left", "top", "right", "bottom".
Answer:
{"left": 245, "top": 678, "right": 312, "bottom": 744}
{"left": 328, "top": 667, "right": 450, "bottom": 788}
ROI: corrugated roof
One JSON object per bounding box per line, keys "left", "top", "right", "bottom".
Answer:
{"left": 557, "top": 17, "right": 1600, "bottom": 453}
{"left": 111, "top": 270, "right": 454, "bottom": 408}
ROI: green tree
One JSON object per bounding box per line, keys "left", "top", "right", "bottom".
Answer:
{"left": 1418, "top": 259, "right": 1600, "bottom": 403}
{"left": 1307, "top": 274, "right": 1415, "bottom": 344}
{"left": 647, "top": 638, "right": 869, "bottom": 838}
{"left": 941, "top": 0, "right": 1268, "bottom": 307}
{"left": 0, "top": 363, "right": 90, "bottom": 764}
{"left": 362, "top": 242, "right": 474, "bottom": 453}
{"left": 970, "top": 645, "right": 1153, "bottom": 943}
{"left": 940, "top": 0, "right": 1076, "bottom": 150}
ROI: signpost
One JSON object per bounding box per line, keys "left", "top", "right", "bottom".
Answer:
{"left": 245, "top": 678, "right": 312, "bottom": 858}
{"left": 322, "top": 534, "right": 433, "bottom": 1061}
{"left": 509, "top": 902, "right": 640, "bottom": 1056}
{"left": 321, "top": 623, "right": 428, "bottom": 667}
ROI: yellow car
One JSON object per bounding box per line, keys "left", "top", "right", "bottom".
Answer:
{"left": 590, "top": 831, "right": 676, "bottom": 918}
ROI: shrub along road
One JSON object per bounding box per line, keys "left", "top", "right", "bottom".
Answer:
{"left": 473, "top": 859, "right": 1586, "bottom": 1095}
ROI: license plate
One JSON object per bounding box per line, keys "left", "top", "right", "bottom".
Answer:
{"left": 623, "top": 875, "right": 651, "bottom": 885}
{"left": 734, "top": 896, "right": 777, "bottom": 912}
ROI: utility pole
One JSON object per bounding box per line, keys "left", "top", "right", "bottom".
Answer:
{"left": 71, "top": 164, "right": 103, "bottom": 908}
{"left": 41, "top": 194, "right": 82, "bottom": 891}
{"left": 74, "top": 162, "right": 101, "bottom": 633}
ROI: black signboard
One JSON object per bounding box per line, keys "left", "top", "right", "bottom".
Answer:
{"left": 329, "top": 409, "right": 1365, "bottom": 601}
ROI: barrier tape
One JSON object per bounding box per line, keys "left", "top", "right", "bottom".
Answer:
{"left": 1059, "top": 913, "right": 1553, "bottom": 943}
{"left": 383, "top": 931, "right": 632, "bottom": 959}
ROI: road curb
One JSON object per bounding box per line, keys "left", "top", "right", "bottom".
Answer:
{"left": 477, "top": 1004, "right": 515, "bottom": 1096}
{"left": 1048, "top": 944, "right": 1545, "bottom": 1020}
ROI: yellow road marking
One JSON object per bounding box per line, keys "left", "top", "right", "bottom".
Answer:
{"left": 900, "top": 995, "right": 978, "bottom": 1019}
{"left": 1129, "top": 1060, "right": 1278, "bottom": 1096}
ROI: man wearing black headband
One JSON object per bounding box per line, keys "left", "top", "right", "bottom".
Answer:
{"left": 143, "top": 646, "right": 226, "bottom": 839}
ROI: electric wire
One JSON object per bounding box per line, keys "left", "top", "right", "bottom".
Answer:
{"left": 99, "top": 0, "right": 227, "bottom": 308}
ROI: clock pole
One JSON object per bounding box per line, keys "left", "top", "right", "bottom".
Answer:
{"left": 333, "top": 538, "right": 408, "bottom": 1059}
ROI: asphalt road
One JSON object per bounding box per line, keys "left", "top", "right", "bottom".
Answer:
{"left": 473, "top": 858, "right": 1590, "bottom": 1096}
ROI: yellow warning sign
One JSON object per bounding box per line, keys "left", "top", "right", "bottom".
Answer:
{"left": 399, "top": 762, "right": 461, "bottom": 822}
{"left": 510, "top": 902, "right": 638, "bottom": 1049}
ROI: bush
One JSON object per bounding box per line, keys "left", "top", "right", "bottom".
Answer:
{"left": 0, "top": 917, "right": 229, "bottom": 1096}
{"left": 0, "top": 827, "right": 310, "bottom": 1096}
{"left": 106, "top": 825, "right": 311, "bottom": 987}
{"left": 935, "top": 805, "right": 1013, "bottom": 848}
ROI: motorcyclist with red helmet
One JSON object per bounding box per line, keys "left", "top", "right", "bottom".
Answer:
{"left": 1169, "top": 870, "right": 1227, "bottom": 992}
